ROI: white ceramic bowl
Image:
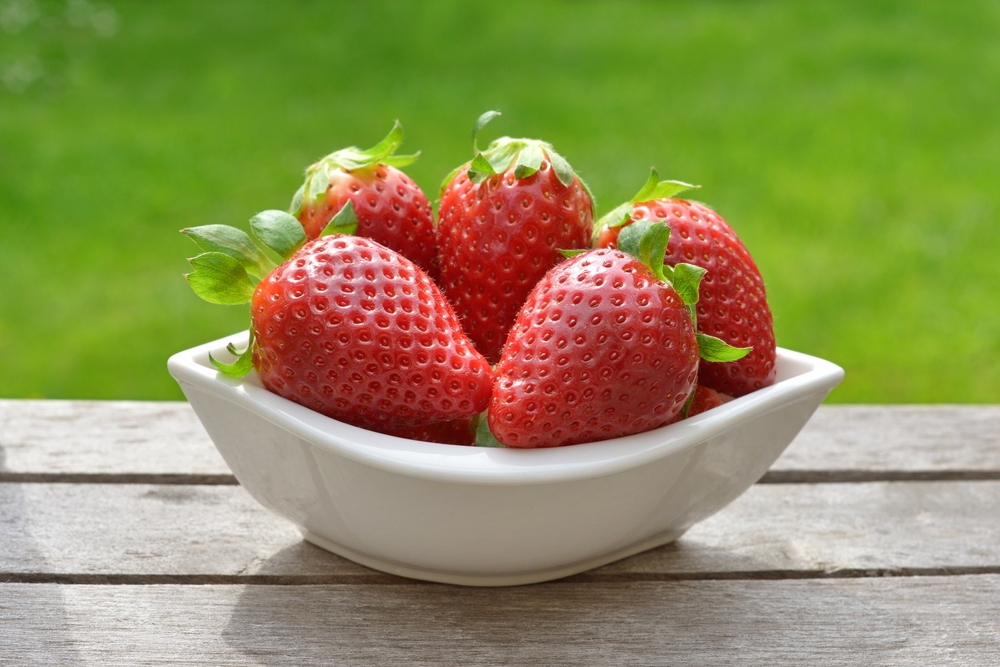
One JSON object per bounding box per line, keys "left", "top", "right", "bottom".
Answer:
{"left": 168, "top": 333, "right": 843, "bottom": 586}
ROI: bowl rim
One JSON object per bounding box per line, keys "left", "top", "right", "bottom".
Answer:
{"left": 168, "top": 332, "right": 843, "bottom": 486}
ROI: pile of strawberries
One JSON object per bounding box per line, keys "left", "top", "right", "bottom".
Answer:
{"left": 183, "top": 113, "right": 776, "bottom": 448}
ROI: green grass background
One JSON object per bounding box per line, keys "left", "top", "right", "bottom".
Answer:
{"left": 1, "top": 0, "right": 998, "bottom": 402}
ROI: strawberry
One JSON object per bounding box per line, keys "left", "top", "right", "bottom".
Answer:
{"left": 182, "top": 210, "right": 493, "bottom": 439}
{"left": 437, "top": 111, "right": 595, "bottom": 363}
{"left": 486, "top": 221, "right": 749, "bottom": 448}
{"left": 594, "top": 171, "right": 777, "bottom": 397}
{"left": 667, "top": 385, "right": 727, "bottom": 425}
{"left": 291, "top": 121, "right": 439, "bottom": 280}
{"left": 384, "top": 417, "right": 477, "bottom": 446}
{"left": 686, "top": 385, "right": 726, "bottom": 416}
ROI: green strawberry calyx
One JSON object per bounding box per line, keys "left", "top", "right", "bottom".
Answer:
{"left": 469, "top": 110, "right": 577, "bottom": 186}
{"left": 596, "top": 168, "right": 699, "bottom": 235}
{"left": 291, "top": 120, "right": 419, "bottom": 216}
{"left": 181, "top": 208, "right": 358, "bottom": 377}
{"left": 439, "top": 111, "right": 595, "bottom": 209}
{"left": 474, "top": 412, "right": 506, "bottom": 448}
{"left": 617, "top": 220, "right": 751, "bottom": 365}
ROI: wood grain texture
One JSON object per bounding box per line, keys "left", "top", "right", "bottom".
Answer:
{"left": 2, "top": 577, "right": 998, "bottom": 666}
{"left": 3, "top": 403, "right": 998, "bottom": 665}
{"left": 0, "top": 483, "right": 369, "bottom": 580}
{"left": 773, "top": 405, "right": 1000, "bottom": 472}
{"left": 3, "top": 402, "right": 1000, "bottom": 479}
{"left": 0, "top": 400, "right": 228, "bottom": 476}
{"left": 3, "top": 481, "right": 998, "bottom": 580}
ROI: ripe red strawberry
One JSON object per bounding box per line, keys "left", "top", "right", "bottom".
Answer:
{"left": 594, "top": 171, "right": 777, "bottom": 397}
{"left": 182, "top": 211, "right": 493, "bottom": 439}
{"left": 251, "top": 237, "right": 492, "bottom": 431}
{"left": 291, "top": 121, "right": 438, "bottom": 280}
{"left": 383, "top": 417, "right": 477, "bottom": 446}
{"left": 668, "top": 385, "right": 727, "bottom": 425}
{"left": 686, "top": 385, "right": 726, "bottom": 416}
{"left": 437, "top": 111, "right": 595, "bottom": 363}
{"left": 486, "top": 221, "right": 749, "bottom": 448}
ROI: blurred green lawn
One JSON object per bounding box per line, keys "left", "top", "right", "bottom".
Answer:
{"left": 1, "top": 0, "right": 998, "bottom": 402}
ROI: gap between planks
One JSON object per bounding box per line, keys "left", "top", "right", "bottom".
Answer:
{"left": 3, "top": 470, "right": 1000, "bottom": 485}
{"left": 0, "top": 472, "right": 239, "bottom": 485}
{"left": 4, "top": 567, "right": 1000, "bottom": 586}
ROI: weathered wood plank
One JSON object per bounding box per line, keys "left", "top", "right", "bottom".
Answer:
{"left": 3, "top": 481, "right": 998, "bottom": 579}
{"left": 772, "top": 405, "right": 1000, "bottom": 472}
{"left": 3, "top": 401, "right": 999, "bottom": 479}
{"left": 597, "top": 479, "right": 1000, "bottom": 577}
{"left": 2, "top": 577, "right": 998, "bottom": 665}
{"left": 0, "top": 400, "right": 228, "bottom": 476}
{"left": 0, "top": 483, "right": 369, "bottom": 579}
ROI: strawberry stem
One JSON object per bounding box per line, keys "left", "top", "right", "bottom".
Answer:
{"left": 472, "top": 110, "right": 502, "bottom": 155}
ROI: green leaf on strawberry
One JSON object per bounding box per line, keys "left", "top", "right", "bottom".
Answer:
{"left": 249, "top": 210, "right": 306, "bottom": 260}
{"left": 617, "top": 220, "right": 662, "bottom": 277}
{"left": 343, "top": 119, "right": 419, "bottom": 169}
{"left": 464, "top": 110, "right": 592, "bottom": 198}
{"left": 514, "top": 143, "right": 544, "bottom": 179}
{"left": 696, "top": 333, "right": 751, "bottom": 363}
{"left": 293, "top": 120, "right": 419, "bottom": 215}
{"left": 289, "top": 184, "right": 305, "bottom": 217}
{"left": 596, "top": 168, "right": 699, "bottom": 232}
{"left": 670, "top": 263, "right": 708, "bottom": 316}
{"left": 468, "top": 153, "right": 497, "bottom": 183}
{"left": 631, "top": 168, "right": 699, "bottom": 204}
{"left": 638, "top": 221, "right": 671, "bottom": 281}
{"left": 598, "top": 202, "right": 633, "bottom": 231}
{"left": 209, "top": 329, "right": 256, "bottom": 378}
{"left": 306, "top": 162, "right": 332, "bottom": 203}
{"left": 184, "top": 209, "right": 310, "bottom": 311}
{"left": 475, "top": 415, "right": 506, "bottom": 448}
{"left": 181, "top": 224, "right": 273, "bottom": 280}
{"left": 185, "top": 252, "right": 257, "bottom": 305}
{"left": 182, "top": 211, "right": 304, "bottom": 379}
{"left": 469, "top": 139, "right": 522, "bottom": 183}
{"left": 319, "top": 120, "right": 418, "bottom": 172}
{"left": 547, "top": 151, "right": 576, "bottom": 189}
{"left": 319, "top": 200, "right": 359, "bottom": 237}
{"left": 437, "top": 163, "right": 466, "bottom": 199}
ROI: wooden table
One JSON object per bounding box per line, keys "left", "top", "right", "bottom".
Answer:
{"left": 2, "top": 401, "right": 999, "bottom": 665}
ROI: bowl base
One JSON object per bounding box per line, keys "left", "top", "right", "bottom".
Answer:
{"left": 299, "top": 527, "right": 689, "bottom": 587}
